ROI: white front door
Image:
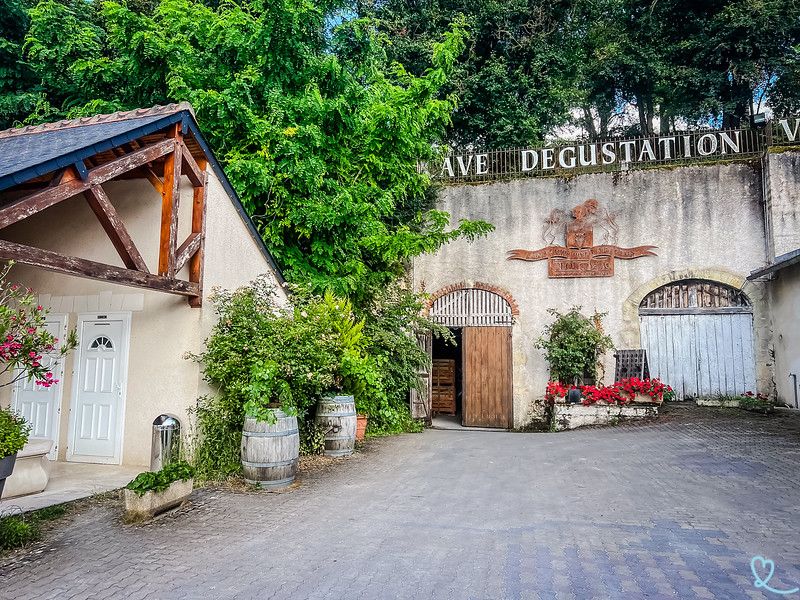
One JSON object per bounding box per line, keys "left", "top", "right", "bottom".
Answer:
{"left": 68, "top": 314, "right": 131, "bottom": 464}
{"left": 11, "top": 315, "right": 68, "bottom": 460}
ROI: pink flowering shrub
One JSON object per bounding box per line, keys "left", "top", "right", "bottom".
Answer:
{"left": 0, "top": 263, "right": 77, "bottom": 389}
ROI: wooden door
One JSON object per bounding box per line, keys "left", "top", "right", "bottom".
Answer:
{"left": 640, "top": 313, "right": 756, "bottom": 398}
{"left": 431, "top": 359, "right": 456, "bottom": 415}
{"left": 462, "top": 327, "right": 512, "bottom": 428}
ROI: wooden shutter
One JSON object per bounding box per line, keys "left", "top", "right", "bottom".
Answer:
{"left": 409, "top": 331, "right": 432, "bottom": 422}
{"left": 462, "top": 327, "right": 512, "bottom": 428}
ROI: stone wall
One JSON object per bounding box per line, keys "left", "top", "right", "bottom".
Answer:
{"left": 550, "top": 403, "right": 659, "bottom": 431}
{"left": 414, "top": 160, "right": 777, "bottom": 427}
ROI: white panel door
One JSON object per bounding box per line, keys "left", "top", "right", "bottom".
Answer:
{"left": 69, "top": 315, "right": 130, "bottom": 463}
{"left": 11, "top": 315, "right": 67, "bottom": 460}
{"left": 640, "top": 313, "right": 756, "bottom": 399}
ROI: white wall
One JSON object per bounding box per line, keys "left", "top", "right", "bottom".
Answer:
{"left": 769, "top": 261, "right": 800, "bottom": 407}
{"left": 0, "top": 170, "right": 286, "bottom": 466}
{"left": 415, "top": 162, "right": 771, "bottom": 426}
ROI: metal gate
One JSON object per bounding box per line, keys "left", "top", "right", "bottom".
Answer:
{"left": 639, "top": 281, "right": 756, "bottom": 398}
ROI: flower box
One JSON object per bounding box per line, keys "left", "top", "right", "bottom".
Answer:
{"left": 123, "top": 478, "right": 193, "bottom": 518}
{"left": 551, "top": 403, "right": 658, "bottom": 431}
{"left": 631, "top": 392, "right": 662, "bottom": 405}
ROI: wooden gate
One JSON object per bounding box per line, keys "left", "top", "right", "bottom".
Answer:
{"left": 463, "top": 327, "right": 513, "bottom": 428}
{"left": 639, "top": 280, "right": 756, "bottom": 398}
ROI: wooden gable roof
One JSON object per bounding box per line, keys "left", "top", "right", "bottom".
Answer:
{"left": 0, "top": 104, "right": 284, "bottom": 306}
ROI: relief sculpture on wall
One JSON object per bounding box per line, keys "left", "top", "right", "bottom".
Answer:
{"left": 507, "top": 198, "right": 657, "bottom": 277}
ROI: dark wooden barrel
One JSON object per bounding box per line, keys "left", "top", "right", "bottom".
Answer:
{"left": 241, "top": 411, "right": 299, "bottom": 489}
{"left": 315, "top": 395, "right": 357, "bottom": 457}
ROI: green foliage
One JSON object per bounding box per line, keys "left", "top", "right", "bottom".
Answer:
{"left": 535, "top": 307, "right": 614, "bottom": 385}
{"left": 0, "top": 405, "right": 30, "bottom": 459}
{"left": 187, "top": 395, "right": 243, "bottom": 479}
{"left": 298, "top": 419, "right": 326, "bottom": 455}
{"left": 125, "top": 461, "right": 196, "bottom": 496}
{"left": 355, "top": 279, "right": 450, "bottom": 434}
{"left": 191, "top": 277, "right": 391, "bottom": 475}
{"left": 0, "top": 502, "right": 70, "bottom": 551}
{"left": 9, "top": 0, "right": 492, "bottom": 303}
{"left": 0, "top": 513, "right": 37, "bottom": 550}
{"left": 369, "top": 0, "right": 580, "bottom": 148}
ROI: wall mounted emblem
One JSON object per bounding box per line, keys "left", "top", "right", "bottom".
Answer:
{"left": 507, "top": 198, "right": 657, "bottom": 277}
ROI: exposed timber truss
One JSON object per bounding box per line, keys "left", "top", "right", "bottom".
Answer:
{"left": 0, "top": 122, "right": 207, "bottom": 306}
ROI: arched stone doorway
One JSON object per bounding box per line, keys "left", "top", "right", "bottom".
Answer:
{"left": 425, "top": 286, "right": 515, "bottom": 428}
{"left": 639, "top": 279, "right": 756, "bottom": 398}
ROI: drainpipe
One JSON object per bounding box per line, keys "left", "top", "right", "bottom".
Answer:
{"left": 791, "top": 373, "right": 799, "bottom": 409}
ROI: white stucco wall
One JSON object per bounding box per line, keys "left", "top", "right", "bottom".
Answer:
{"left": 766, "top": 150, "right": 800, "bottom": 260}
{"left": 768, "top": 261, "right": 800, "bottom": 407}
{"left": 415, "top": 162, "right": 771, "bottom": 426}
{"left": 0, "top": 170, "right": 286, "bottom": 467}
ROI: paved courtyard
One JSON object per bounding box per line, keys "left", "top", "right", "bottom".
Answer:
{"left": 2, "top": 404, "right": 800, "bottom": 599}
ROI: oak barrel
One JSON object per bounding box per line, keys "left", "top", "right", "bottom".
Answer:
{"left": 241, "top": 411, "right": 299, "bottom": 489}
{"left": 315, "top": 395, "right": 357, "bottom": 457}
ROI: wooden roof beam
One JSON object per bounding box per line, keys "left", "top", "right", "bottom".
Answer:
{"left": 180, "top": 141, "right": 203, "bottom": 188}
{"left": 83, "top": 184, "right": 149, "bottom": 273}
{"left": 159, "top": 125, "right": 182, "bottom": 277}
{"left": 0, "top": 239, "right": 199, "bottom": 296}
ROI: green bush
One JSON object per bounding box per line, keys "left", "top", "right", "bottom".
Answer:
{"left": 535, "top": 307, "right": 614, "bottom": 385}
{"left": 125, "top": 461, "right": 195, "bottom": 497}
{"left": 0, "top": 406, "right": 30, "bottom": 459}
{"left": 189, "top": 278, "right": 383, "bottom": 476}
{"left": 0, "top": 513, "right": 37, "bottom": 550}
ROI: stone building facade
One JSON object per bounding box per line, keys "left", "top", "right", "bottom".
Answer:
{"left": 413, "top": 132, "right": 800, "bottom": 428}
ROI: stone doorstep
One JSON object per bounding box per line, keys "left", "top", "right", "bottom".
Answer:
{"left": 2, "top": 439, "right": 54, "bottom": 500}
{"left": 123, "top": 479, "right": 193, "bottom": 518}
{"left": 551, "top": 403, "right": 659, "bottom": 431}
{"left": 696, "top": 398, "right": 741, "bottom": 408}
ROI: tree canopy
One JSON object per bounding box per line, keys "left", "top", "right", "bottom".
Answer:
{"left": 368, "top": 0, "right": 800, "bottom": 144}
{"left": 6, "top": 0, "right": 493, "bottom": 301}
{"left": 1, "top": 0, "right": 799, "bottom": 293}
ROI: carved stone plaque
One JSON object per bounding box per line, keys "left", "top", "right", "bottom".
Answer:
{"left": 507, "top": 199, "right": 657, "bottom": 278}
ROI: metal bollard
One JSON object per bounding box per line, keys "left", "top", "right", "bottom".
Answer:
{"left": 151, "top": 414, "right": 181, "bottom": 472}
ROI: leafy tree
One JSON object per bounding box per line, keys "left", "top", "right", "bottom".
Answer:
{"left": 18, "top": 0, "right": 493, "bottom": 302}
{"left": 367, "top": 0, "right": 580, "bottom": 149}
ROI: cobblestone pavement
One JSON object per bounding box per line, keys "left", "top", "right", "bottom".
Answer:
{"left": 2, "top": 404, "right": 800, "bottom": 599}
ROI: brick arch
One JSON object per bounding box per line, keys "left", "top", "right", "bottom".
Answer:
{"left": 425, "top": 281, "right": 520, "bottom": 316}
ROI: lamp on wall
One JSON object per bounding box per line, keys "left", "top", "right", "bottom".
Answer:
{"left": 750, "top": 113, "right": 768, "bottom": 128}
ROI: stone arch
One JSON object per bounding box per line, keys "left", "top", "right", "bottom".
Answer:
{"left": 620, "top": 268, "right": 765, "bottom": 348}
{"left": 620, "top": 268, "right": 771, "bottom": 395}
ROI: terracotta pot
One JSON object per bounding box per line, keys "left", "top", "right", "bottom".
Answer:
{"left": 356, "top": 414, "right": 369, "bottom": 441}
{"left": 0, "top": 453, "right": 18, "bottom": 498}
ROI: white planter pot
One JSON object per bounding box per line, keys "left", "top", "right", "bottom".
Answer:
{"left": 123, "top": 478, "right": 193, "bottom": 518}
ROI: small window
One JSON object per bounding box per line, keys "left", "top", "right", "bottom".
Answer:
{"left": 89, "top": 336, "right": 114, "bottom": 350}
